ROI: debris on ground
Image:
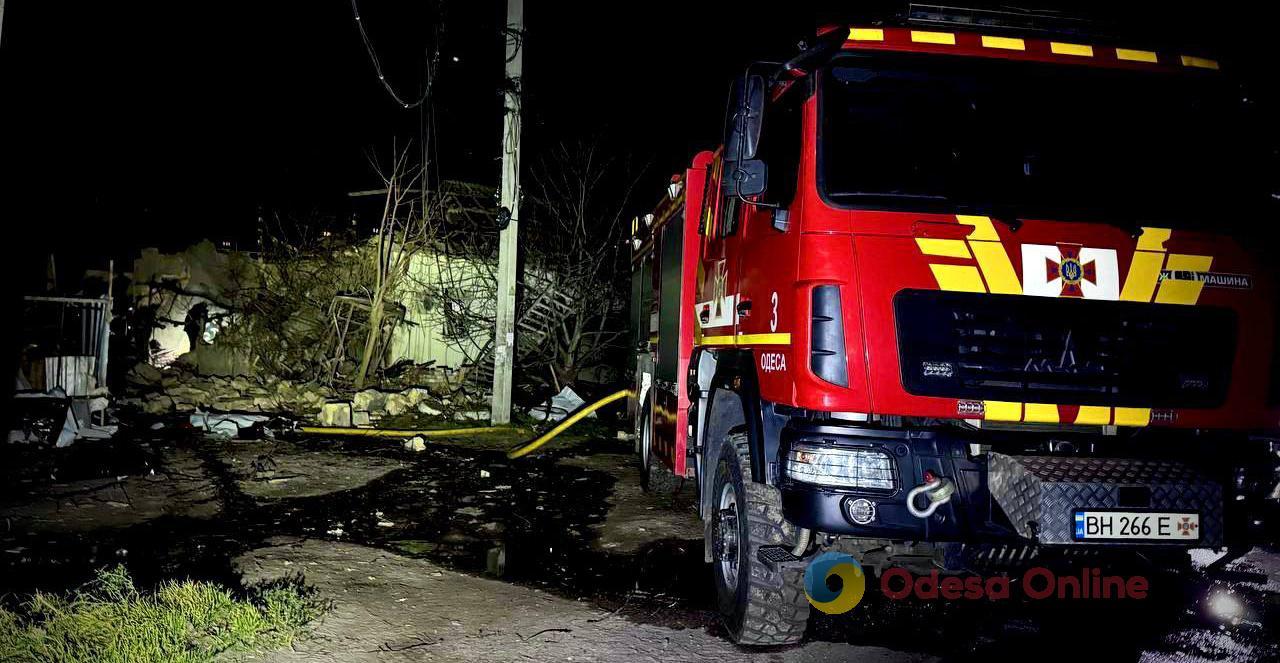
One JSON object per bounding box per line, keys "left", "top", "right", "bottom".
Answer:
{"left": 9, "top": 386, "right": 117, "bottom": 447}
{"left": 118, "top": 360, "right": 488, "bottom": 429}
{"left": 118, "top": 365, "right": 336, "bottom": 418}
{"left": 318, "top": 401, "right": 353, "bottom": 427}
{"left": 188, "top": 412, "right": 272, "bottom": 440}
{"left": 528, "top": 386, "right": 589, "bottom": 422}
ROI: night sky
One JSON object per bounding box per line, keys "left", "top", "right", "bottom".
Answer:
{"left": 3, "top": 1, "right": 1277, "bottom": 280}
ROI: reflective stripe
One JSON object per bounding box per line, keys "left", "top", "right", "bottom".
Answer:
{"left": 1050, "top": 42, "right": 1094, "bottom": 57}
{"left": 849, "top": 28, "right": 884, "bottom": 41}
{"left": 969, "top": 241, "right": 1022, "bottom": 294}
{"left": 1181, "top": 55, "right": 1219, "bottom": 70}
{"left": 911, "top": 30, "right": 956, "bottom": 45}
{"left": 1116, "top": 48, "right": 1159, "bottom": 63}
{"left": 1120, "top": 251, "right": 1166, "bottom": 303}
{"left": 982, "top": 35, "right": 1025, "bottom": 51}
{"left": 1136, "top": 227, "right": 1172, "bottom": 251}
{"left": 956, "top": 215, "right": 1000, "bottom": 241}
{"left": 1023, "top": 403, "right": 1059, "bottom": 423}
{"left": 915, "top": 238, "right": 971, "bottom": 258}
{"left": 1114, "top": 407, "right": 1152, "bottom": 427}
{"left": 1155, "top": 254, "right": 1213, "bottom": 305}
{"left": 699, "top": 333, "right": 791, "bottom": 346}
{"left": 1075, "top": 406, "right": 1111, "bottom": 425}
{"left": 983, "top": 401, "right": 1022, "bottom": 421}
{"left": 928, "top": 264, "right": 986, "bottom": 293}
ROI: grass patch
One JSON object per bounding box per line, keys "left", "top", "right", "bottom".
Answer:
{"left": 0, "top": 566, "right": 331, "bottom": 662}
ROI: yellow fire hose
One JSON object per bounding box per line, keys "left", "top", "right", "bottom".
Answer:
{"left": 297, "top": 426, "right": 502, "bottom": 438}
{"left": 295, "top": 388, "right": 633, "bottom": 459}
{"left": 507, "top": 388, "right": 633, "bottom": 459}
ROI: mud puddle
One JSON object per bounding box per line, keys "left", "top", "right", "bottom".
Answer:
{"left": 266, "top": 439, "right": 714, "bottom": 629}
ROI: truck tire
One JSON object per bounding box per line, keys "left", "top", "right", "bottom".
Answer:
{"left": 710, "top": 431, "right": 809, "bottom": 645}
{"left": 638, "top": 398, "right": 680, "bottom": 495}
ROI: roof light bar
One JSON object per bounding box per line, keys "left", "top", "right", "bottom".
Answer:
{"left": 907, "top": 3, "right": 1110, "bottom": 39}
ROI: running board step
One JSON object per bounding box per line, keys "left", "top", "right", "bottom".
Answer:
{"left": 757, "top": 545, "right": 808, "bottom": 572}
{"left": 988, "top": 453, "right": 1223, "bottom": 546}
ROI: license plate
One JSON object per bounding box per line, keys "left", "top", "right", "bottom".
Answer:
{"left": 1073, "top": 511, "right": 1200, "bottom": 541}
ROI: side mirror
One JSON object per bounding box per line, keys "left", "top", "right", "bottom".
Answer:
{"left": 723, "top": 159, "right": 767, "bottom": 198}
{"left": 724, "top": 74, "right": 765, "bottom": 161}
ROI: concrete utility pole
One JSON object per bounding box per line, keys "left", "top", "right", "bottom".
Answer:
{"left": 490, "top": 0, "right": 523, "bottom": 425}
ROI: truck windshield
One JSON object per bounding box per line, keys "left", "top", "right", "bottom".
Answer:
{"left": 819, "top": 52, "right": 1267, "bottom": 229}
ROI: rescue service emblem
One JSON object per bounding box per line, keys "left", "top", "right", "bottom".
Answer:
{"left": 914, "top": 216, "right": 1220, "bottom": 306}
{"left": 1023, "top": 243, "right": 1119, "bottom": 300}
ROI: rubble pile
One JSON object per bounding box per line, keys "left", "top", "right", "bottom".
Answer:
{"left": 117, "top": 361, "right": 485, "bottom": 425}
{"left": 329, "top": 386, "right": 487, "bottom": 427}
{"left": 119, "top": 363, "right": 334, "bottom": 417}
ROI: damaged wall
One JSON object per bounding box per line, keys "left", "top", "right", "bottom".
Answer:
{"left": 130, "top": 240, "right": 255, "bottom": 372}
{"left": 392, "top": 250, "right": 494, "bottom": 371}
{"left": 129, "top": 238, "right": 495, "bottom": 383}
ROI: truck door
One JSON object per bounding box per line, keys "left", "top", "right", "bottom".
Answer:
{"left": 697, "top": 155, "right": 744, "bottom": 345}
{"left": 734, "top": 82, "right": 806, "bottom": 403}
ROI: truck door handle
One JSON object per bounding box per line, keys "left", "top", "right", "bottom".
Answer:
{"left": 736, "top": 299, "right": 752, "bottom": 318}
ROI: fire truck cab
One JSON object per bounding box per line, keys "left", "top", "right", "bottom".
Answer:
{"left": 629, "top": 7, "right": 1278, "bottom": 645}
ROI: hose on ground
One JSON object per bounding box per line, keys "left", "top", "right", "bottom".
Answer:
{"left": 507, "top": 389, "right": 633, "bottom": 459}
{"left": 296, "top": 426, "right": 506, "bottom": 438}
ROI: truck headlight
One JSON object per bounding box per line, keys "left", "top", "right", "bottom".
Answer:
{"left": 786, "top": 444, "right": 896, "bottom": 490}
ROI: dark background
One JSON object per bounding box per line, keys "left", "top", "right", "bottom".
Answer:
{"left": 2, "top": 1, "right": 1277, "bottom": 282}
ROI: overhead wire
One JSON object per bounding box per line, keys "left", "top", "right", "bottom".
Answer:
{"left": 348, "top": 0, "right": 440, "bottom": 110}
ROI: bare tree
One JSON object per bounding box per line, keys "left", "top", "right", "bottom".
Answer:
{"left": 354, "top": 144, "right": 428, "bottom": 388}
{"left": 521, "top": 139, "right": 646, "bottom": 388}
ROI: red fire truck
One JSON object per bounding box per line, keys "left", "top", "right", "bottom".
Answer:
{"left": 629, "top": 6, "right": 1278, "bottom": 645}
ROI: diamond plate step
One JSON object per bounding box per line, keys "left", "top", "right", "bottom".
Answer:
{"left": 988, "top": 454, "right": 1223, "bottom": 546}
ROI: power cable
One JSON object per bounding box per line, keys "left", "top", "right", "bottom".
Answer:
{"left": 349, "top": 0, "right": 438, "bottom": 109}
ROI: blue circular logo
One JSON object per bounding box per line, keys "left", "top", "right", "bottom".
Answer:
{"left": 1060, "top": 258, "right": 1083, "bottom": 284}
{"left": 803, "top": 551, "right": 866, "bottom": 614}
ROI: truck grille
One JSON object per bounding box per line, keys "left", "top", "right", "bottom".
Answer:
{"left": 894, "top": 290, "right": 1236, "bottom": 408}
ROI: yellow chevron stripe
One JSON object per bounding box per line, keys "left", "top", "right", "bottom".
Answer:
{"left": 956, "top": 215, "right": 1000, "bottom": 241}
{"left": 929, "top": 264, "right": 986, "bottom": 293}
{"left": 969, "top": 241, "right": 1022, "bottom": 294}
{"left": 1120, "top": 251, "right": 1166, "bottom": 302}
{"left": 1136, "top": 227, "right": 1172, "bottom": 251}
{"left": 1155, "top": 254, "right": 1213, "bottom": 305}
{"left": 916, "top": 238, "right": 971, "bottom": 258}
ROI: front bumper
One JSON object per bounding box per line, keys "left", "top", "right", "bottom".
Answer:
{"left": 777, "top": 421, "right": 1229, "bottom": 548}
{"left": 777, "top": 422, "right": 1007, "bottom": 542}
{"left": 988, "top": 453, "right": 1223, "bottom": 546}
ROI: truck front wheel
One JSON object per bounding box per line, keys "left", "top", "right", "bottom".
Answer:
{"left": 710, "top": 431, "right": 809, "bottom": 645}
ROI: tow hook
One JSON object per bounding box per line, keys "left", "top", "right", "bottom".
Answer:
{"left": 907, "top": 471, "right": 956, "bottom": 519}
